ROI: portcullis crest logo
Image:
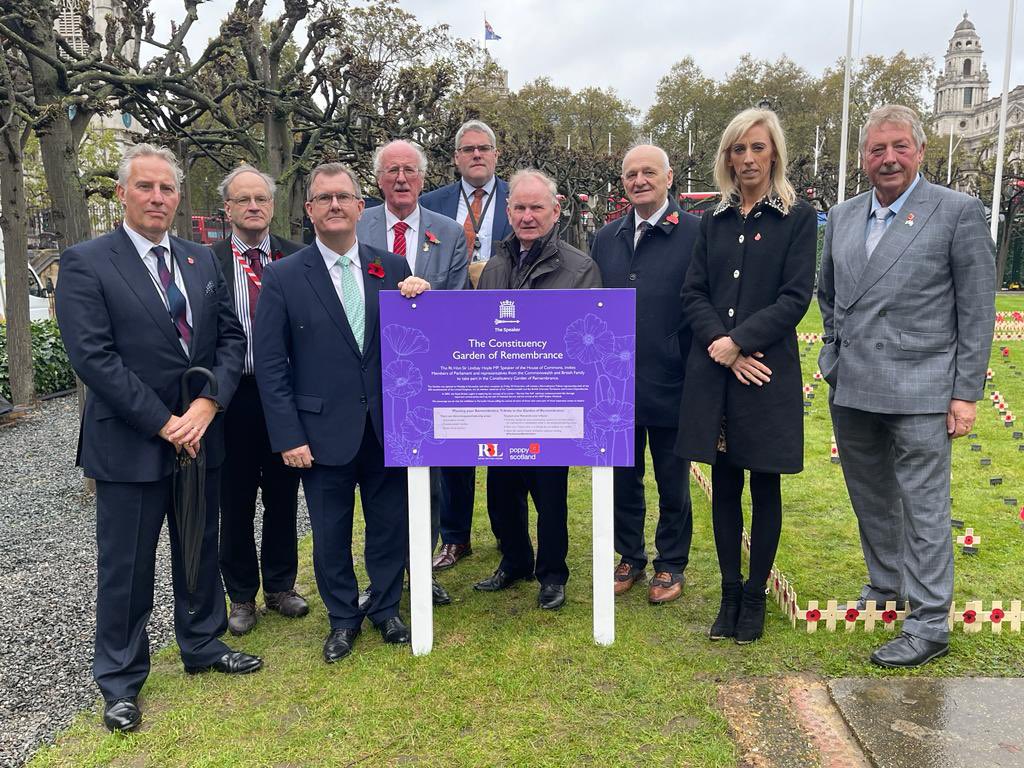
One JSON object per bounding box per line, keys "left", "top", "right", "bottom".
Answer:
{"left": 478, "top": 443, "right": 503, "bottom": 459}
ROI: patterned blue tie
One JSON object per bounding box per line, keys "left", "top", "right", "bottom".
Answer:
{"left": 152, "top": 245, "right": 192, "bottom": 347}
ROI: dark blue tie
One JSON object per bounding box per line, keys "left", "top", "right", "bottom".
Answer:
{"left": 152, "top": 245, "right": 192, "bottom": 347}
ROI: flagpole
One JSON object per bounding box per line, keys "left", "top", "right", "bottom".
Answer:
{"left": 837, "top": 0, "right": 855, "bottom": 205}
{"left": 990, "top": 0, "right": 1017, "bottom": 244}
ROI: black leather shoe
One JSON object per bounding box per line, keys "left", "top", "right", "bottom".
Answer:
{"left": 538, "top": 584, "right": 566, "bottom": 610}
{"left": 323, "top": 627, "right": 360, "bottom": 663}
{"left": 184, "top": 650, "right": 263, "bottom": 675}
{"left": 870, "top": 632, "right": 949, "bottom": 669}
{"left": 473, "top": 568, "right": 530, "bottom": 592}
{"left": 265, "top": 589, "right": 310, "bottom": 618}
{"left": 432, "top": 578, "right": 452, "bottom": 606}
{"left": 734, "top": 582, "right": 767, "bottom": 645}
{"left": 377, "top": 616, "right": 411, "bottom": 644}
{"left": 357, "top": 585, "right": 373, "bottom": 613}
{"left": 710, "top": 581, "right": 743, "bottom": 641}
{"left": 103, "top": 697, "right": 141, "bottom": 732}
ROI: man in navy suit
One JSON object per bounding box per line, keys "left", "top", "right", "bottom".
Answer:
{"left": 254, "top": 163, "right": 430, "bottom": 663}
{"left": 590, "top": 145, "right": 699, "bottom": 604}
{"left": 212, "top": 165, "right": 307, "bottom": 636}
{"left": 419, "top": 119, "right": 514, "bottom": 572}
{"left": 55, "top": 144, "right": 261, "bottom": 733}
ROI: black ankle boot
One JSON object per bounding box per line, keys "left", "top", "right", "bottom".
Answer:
{"left": 710, "top": 581, "right": 743, "bottom": 640}
{"left": 734, "top": 582, "right": 767, "bottom": 644}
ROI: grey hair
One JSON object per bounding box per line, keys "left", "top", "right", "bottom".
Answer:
{"left": 859, "top": 104, "right": 927, "bottom": 154}
{"left": 117, "top": 143, "right": 184, "bottom": 189}
{"left": 621, "top": 144, "right": 670, "bottom": 175}
{"left": 217, "top": 164, "right": 277, "bottom": 201}
{"left": 455, "top": 119, "right": 496, "bottom": 149}
{"left": 372, "top": 140, "right": 429, "bottom": 178}
{"left": 508, "top": 169, "right": 559, "bottom": 205}
{"left": 306, "top": 162, "right": 363, "bottom": 201}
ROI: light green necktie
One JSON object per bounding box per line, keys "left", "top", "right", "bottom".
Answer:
{"left": 337, "top": 254, "right": 365, "bottom": 350}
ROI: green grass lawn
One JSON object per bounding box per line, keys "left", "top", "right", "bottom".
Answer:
{"left": 30, "top": 294, "right": 1024, "bottom": 768}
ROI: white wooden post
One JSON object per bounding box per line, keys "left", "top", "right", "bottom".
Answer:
{"left": 592, "top": 466, "right": 615, "bottom": 645}
{"left": 407, "top": 466, "right": 433, "bottom": 655}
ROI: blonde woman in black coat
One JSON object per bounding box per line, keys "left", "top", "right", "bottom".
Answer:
{"left": 675, "top": 109, "right": 816, "bottom": 643}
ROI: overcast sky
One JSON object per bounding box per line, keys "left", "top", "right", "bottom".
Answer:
{"left": 146, "top": 0, "right": 1022, "bottom": 115}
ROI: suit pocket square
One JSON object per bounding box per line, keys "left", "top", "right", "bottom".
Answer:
{"left": 205, "top": 280, "right": 216, "bottom": 296}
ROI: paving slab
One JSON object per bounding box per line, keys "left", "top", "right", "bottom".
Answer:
{"left": 829, "top": 678, "right": 1024, "bottom": 768}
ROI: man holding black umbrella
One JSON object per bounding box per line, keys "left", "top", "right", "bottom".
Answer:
{"left": 55, "top": 144, "right": 262, "bottom": 734}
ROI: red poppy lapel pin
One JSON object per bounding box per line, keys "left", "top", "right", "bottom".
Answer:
{"left": 425, "top": 230, "right": 440, "bottom": 245}
{"left": 905, "top": 212, "right": 915, "bottom": 227}
{"left": 664, "top": 211, "right": 679, "bottom": 225}
{"left": 273, "top": 249, "right": 284, "bottom": 261}
{"left": 186, "top": 256, "right": 195, "bottom": 264}
{"left": 367, "top": 256, "right": 385, "bottom": 279}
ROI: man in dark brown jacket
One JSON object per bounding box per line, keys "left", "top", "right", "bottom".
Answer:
{"left": 473, "top": 169, "right": 602, "bottom": 610}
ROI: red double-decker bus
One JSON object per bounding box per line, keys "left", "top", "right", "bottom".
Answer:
{"left": 191, "top": 215, "right": 228, "bottom": 244}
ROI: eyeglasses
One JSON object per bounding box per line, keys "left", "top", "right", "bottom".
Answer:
{"left": 309, "top": 192, "right": 361, "bottom": 207}
{"left": 228, "top": 195, "right": 272, "bottom": 206}
{"left": 456, "top": 144, "right": 495, "bottom": 155}
{"left": 383, "top": 165, "right": 422, "bottom": 178}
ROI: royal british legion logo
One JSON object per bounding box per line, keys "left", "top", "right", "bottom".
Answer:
{"left": 478, "top": 443, "right": 503, "bottom": 459}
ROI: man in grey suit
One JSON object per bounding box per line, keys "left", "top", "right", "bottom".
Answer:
{"left": 818, "top": 104, "right": 995, "bottom": 668}
{"left": 357, "top": 139, "right": 468, "bottom": 607}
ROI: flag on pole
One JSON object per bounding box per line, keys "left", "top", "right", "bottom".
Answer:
{"left": 485, "top": 19, "right": 501, "bottom": 40}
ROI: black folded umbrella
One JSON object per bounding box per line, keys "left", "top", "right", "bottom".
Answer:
{"left": 173, "top": 367, "right": 218, "bottom": 599}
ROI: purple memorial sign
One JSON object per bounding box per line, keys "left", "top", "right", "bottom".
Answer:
{"left": 380, "top": 289, "right": 635, "bottom": 467}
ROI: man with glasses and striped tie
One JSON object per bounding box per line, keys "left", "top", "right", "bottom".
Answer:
{"left": 254, "top": 163, "right": 430, "bottom": 663}
{"left": 55, "top": 144, "right": 259, "bottom": 733}
{"left": 212, "top": 165, "right": 307, "bottom": 637}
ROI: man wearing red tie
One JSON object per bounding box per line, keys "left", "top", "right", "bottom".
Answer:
{"left": 212, "top": 166, "right": 307, "bottom": 636}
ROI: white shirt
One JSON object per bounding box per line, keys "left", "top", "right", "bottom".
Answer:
{"left": 229, "top": 231, "right": 272, "bottom": 375}
{"left": 122, "top": 223, "right": 192, "bottom": 353}
{"left": 318, "top": 237, "right": 364, "bottom": 317}
{"left": 633, "top": 199, "right": 670, "bottom": 247}
{"left": 455, "top": 176, "right": 497, "bottom": 262}
{"left": 385, "top": 204, "right": 421, "bottom": 274}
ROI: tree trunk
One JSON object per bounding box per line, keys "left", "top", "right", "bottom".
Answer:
{"left": 173, "top": 144, "right": 194, "bottom": 240}
{"left": 18, "top": 15, "right": 92, "bottom": 248}
{"left": 0, "top": 119, "right": 35, "bottom": 405}
{"left": 995, "top": 196, "right": 1019, "bottom": 289}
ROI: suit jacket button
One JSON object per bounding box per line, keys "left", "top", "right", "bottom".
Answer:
{"left": 728, "top": 308, "right": 735, "bottom": 318}
{"left": 360, "top": 395, "right": 367, "bottom": 404}
{"left": 733, "top": 270, "right": 740, "bottom": 279}
{"left": 878, "top": 309, "right": 887, "bottom": 317}
{"left": 628, "top": 273, "right": 637, "bottom": 281}
{"left": 875, "top": 342, "right": 884, "bottom": 350}
{"left": 361, "top": 364, "right": 368, "bottom": 371}
{"left": 842, "top": 339, "right": 850, "bottom": 347}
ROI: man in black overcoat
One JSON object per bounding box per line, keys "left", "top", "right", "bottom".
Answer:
{"left": 590, "top": 144, "right": 699, "bottom": 604}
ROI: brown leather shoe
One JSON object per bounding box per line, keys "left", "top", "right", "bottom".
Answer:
{"left": 228, "top": 601, "right": 258, "bottom": 635}
{"left": 432, "top": 543, "right": 472, "bottom": 571}
{"left": 648, "top": 572, "right": 684, "bottom": 604}
{"left": 613, "top": 562, "right": 646, "bottom": 595}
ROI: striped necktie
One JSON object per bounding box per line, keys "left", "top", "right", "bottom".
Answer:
{"left": 152, "top": 245, "right": 192, "bottom": 348}
{"left": 393, "top": 220, "right": 409, "bottom": 258}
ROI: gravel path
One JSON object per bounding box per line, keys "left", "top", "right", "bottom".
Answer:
{"left": 0, "top": 396, "right": 309, "bottom": 768}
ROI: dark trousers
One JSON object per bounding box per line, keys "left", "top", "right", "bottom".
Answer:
{"left": 710, "top": 453, "right": 782, "bottom": 590}
{"left": 487, "top": 466, "right": 569, "bottom": 585}
{"left": 302, "top": 418, "right": 408, "bottom": 629}
{"left": 439, "top": 466, "right": 501, "bottom": 546}
{"left": 613, "top": 425, "right": 693, "bottom": 573}
{"left": 219, "top": 376, "right": 301, "bottom": 603}
{"left": 94, "top": 473, "right": 230, "bottom": 702}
